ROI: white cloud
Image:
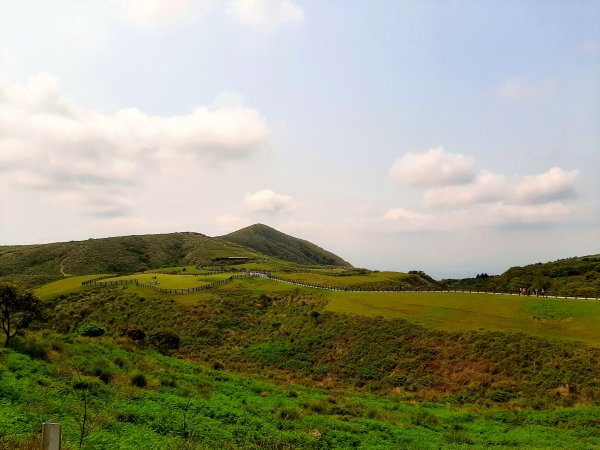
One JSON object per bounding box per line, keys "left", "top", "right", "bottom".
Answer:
{"left": 424, "top": 171, "right": 507, "bottom": 207}
{"left": 0, "top": 73, "right": 270, "bottom": 216}
{"left": 244, "top": 189, "right": 296, "bottom": 213}
{"left": 389, "top": 147, "right": 475, "bottom": 188}
{"left": 514, "top": 167, "right": 578, "bottom": 204}
{"left": 379, "top": 201, "right": 573, "bottom": 233}
{"left": 425, "top": 167, "right": 579, "bottom": 208}
{"left": 498, "top": 77, "right": 556, "bottom": 99}
{"left": 228, "top": 0, "right": 304, "bottom": 32}
{"left": 117, "top": 0, "right": 215, "bottom": 33}
{"left": 386, "top": 149, "right": 580, "bottom": 232}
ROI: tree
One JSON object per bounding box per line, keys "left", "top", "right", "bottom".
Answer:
{"left": 149, "top": 331, "right": 180, "bottom": 354}
{"left": 0, "top": 283, "right": 43, "bottom": 347}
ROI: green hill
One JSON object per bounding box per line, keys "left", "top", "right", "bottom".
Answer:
{"left": 220, "top": 224, "right": 352, "bottom": 268}
{"left": 443, "top": 255, "right": 600, "bottom": 297}
{"left": 0, "top": 232, "right": 261, "bottom": 287}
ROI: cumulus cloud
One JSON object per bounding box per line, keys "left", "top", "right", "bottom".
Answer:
{"left": 244, "top": 189, "right": 296, "bottom": 214}
{"left": 228, "top": 0, "right": 304, "bottom": 32}
{"left": 386, "top": 148, "right": 580, "bottom": 231}
{"left": 514, "top": 167, "right": 578, "bottom": 204}
{"left": 117, "top": 0, "right": 215, "bottom": 33}
{"left": 380, "top": 202, "right": 573, "bottom": 233}
{"left": 424, "top": 171, "right": 506, "bottom": 207}
{"left": 0, "top": 73, "right": 270, "bottom": 216}
{"left": 498, "top": 76, "right": 556, "bottom": 99}
{"left": 425, "top": 167, "right": 579, "bottom": 208}
{"left": 389, "top": 147, "right": 475, "bottom": 188}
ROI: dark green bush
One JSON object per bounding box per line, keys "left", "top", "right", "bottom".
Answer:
{"left": 10, "top": 337, "right": 48, "bottom": 361}
{"left": 131, "top": 373, "right": 147, "bottom": 387}
{"left": 78, "top": 323, "right": 105, "bottom": 337}
{"left": 149, "top": 331, "right": 180, "bottom": 354}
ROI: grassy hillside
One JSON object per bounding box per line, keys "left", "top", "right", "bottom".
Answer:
{"left": 0, "top": 233, "right": 261, "bottom": 287}
{"left": 3, "top": 333, "right": 600, "bottom": 449}
{"left": 220, "top": 224, "right": 352, "bottom": 268}
{"left": 4, "top": 266, "right": 600, "bottom": 448}
{"left": 40, "top": 280, "right": 600, "bottom": 407}
{"left": 443, "top": 255, "right": 600, "bottom": 297}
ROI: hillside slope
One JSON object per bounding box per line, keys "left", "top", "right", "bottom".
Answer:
{"left": 443, "top": 255, "right": 600, "bottom": 297}
{"left": 0, "top": 232, "right": 261, "bottom": 287}
{"left": 220, "top": 224, "right": 352, "bottom": 267}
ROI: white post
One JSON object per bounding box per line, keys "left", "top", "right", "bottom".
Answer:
{"left": 41, "top": 420, "right": 61, "bottom": 450}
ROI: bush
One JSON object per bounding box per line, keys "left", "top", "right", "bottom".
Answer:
{"left": 120, "top": 323, "right": 146, "bottom": 341}
{"left": 130, "top": 373, "right": 147, "bottom": 387}
{"left": 10, "top": 337, "right": 48, "bottom": 361}
{"left": 149, "top": 331, "right": 180, "bottom": 354}
{"left": 79, "top": 323, "right": 105, "bottom": 337}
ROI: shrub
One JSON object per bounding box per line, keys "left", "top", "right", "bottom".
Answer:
{"left": 78, "top": 323, "right": 105, "bottom": 337}
{"left": 120, "top": 323, "right": 146, "bottom": 341}
{"left": 149, "top": 331, "right": 180, "bottom": 354}
{"left": 10, "top": 337, "right": 48, "bottom": 361}
{"left": 130, "top": 373, "right": 147, "bottom": 388}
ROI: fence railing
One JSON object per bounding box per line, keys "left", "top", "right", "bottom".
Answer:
{"left": 82, "top": 271, "right": 599, "bottom": 300}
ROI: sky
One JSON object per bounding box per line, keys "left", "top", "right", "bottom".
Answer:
{"left": 0, "top": 0, "right": 599, "bottom": 278}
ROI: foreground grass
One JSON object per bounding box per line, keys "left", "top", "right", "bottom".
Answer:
{"left": 2, "top": 334, "right": 600, "bottom": 449}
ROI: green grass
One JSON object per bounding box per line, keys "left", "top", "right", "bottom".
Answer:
{"left": 272, "top": 270, "right": 420, "bottom": 288}
{"left": 325, "top": 291, "right": 600, "bottom": 345}
{"left": 35, "top": 274, "right": 113, "bottom": 300}
{"left": 2, "top": 333, "right": 600, "bottom": 449}
{"left": 101, "top": 273, "right": 232, "bottom": 290}
{"left": 37, "top": 272, "right": 600, "bottom": 346}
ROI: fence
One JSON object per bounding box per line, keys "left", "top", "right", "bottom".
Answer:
{"left": 82, "top": 271, "right": 599, "bottom": 300}
{"left": 82, "top": 274, "right": 258, "bottom": 295}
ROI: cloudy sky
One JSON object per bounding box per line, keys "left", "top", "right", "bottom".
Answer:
{"left": 1, "top": 0, "right": 599, "bottom": 278}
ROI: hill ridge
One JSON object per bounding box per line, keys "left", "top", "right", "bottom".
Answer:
{"left": 219, "top": 223, "right": 352, "bottom": 268}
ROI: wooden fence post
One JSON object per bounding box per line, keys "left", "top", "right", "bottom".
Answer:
{"left": 41, "top": 420, "right": 61, "bottom": 450}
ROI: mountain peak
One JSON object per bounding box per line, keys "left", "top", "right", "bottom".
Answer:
{"left": 220, "top": 224, "right": 351, "bottom": 267}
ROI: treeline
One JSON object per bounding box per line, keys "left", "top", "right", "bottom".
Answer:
{"left": 443, "top": 255, "right": 600, "bottom": 297}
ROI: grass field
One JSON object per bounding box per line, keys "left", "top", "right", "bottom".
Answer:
{"left": 272, "top": 270, "right": 415, "bottom": 287}
{"left": 325, "top": 290, "right": 600, "bottom": 345}
{"left": 101, "top": 273, "right": 233, "bottom": 289}
{"left": 34, "top": 272, "right": 600, "bottom": 345}
{"left": 35, "top": 274, "right": 112, "bottom": 300}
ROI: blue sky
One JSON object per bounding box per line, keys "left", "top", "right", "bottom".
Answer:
{"left": 0, "top": 0, "right": 598, "bottom": 278}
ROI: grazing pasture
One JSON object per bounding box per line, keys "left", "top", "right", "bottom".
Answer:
{"left": 35, "top": 274, "right": 113, "bottom": 300}
{"left": 325, "top": 291, "right": 600, "bottom": 345}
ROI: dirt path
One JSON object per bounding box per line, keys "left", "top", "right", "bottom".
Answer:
{"left": 59, "top": 259, "right": 71, "bottom": 277}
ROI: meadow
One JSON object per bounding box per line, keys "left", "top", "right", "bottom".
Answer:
{"left": 2, "top": 333, "right": 600, "bottom": 449}
{"left": 1, "top": 266, "right": 596, "bottom": 448}
{"left": 36, "top": 271, "right": 600, "bottom": 346}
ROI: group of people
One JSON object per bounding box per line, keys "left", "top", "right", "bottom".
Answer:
{"left": 519, "top": 287, "right": 546, "bottom": 297}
